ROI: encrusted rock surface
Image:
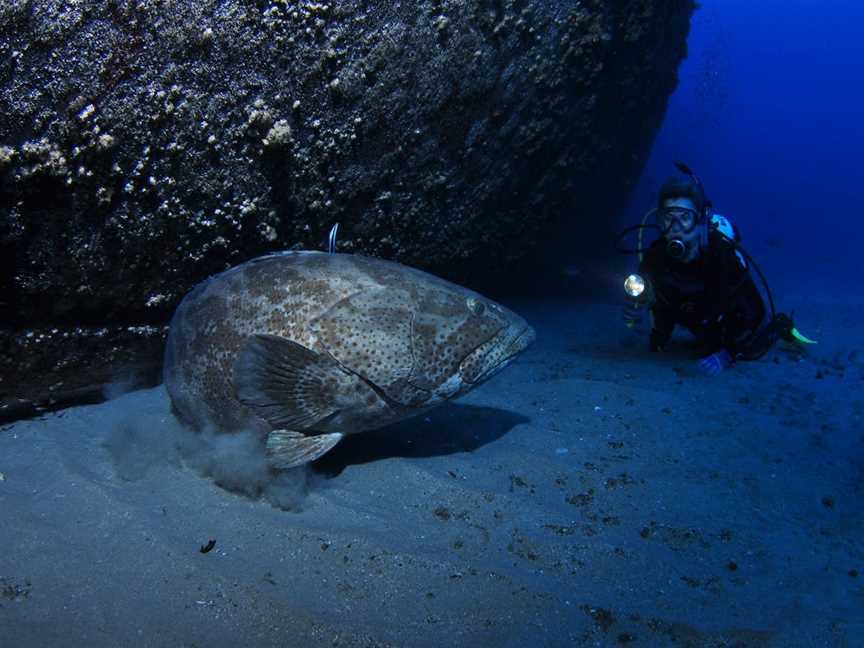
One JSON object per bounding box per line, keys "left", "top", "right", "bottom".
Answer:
{"left": 0, "top": 0, "right": 695, "bottom": 419}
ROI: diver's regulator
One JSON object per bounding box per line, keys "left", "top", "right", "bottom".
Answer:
{"left": 666, "top": 238, "right": 687, "bottom": 260}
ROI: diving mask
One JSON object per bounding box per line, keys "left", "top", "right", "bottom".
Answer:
{"left": 658, "top": 206, "right": 699, "bottom": 234}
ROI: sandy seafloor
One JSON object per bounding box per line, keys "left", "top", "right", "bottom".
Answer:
{"left": 1, "top": 290, "right": 862, "bottom": 648}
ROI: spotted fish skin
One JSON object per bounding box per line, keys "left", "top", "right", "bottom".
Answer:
{"left": 163, "top": 251, "right": 535, "bottom": 466}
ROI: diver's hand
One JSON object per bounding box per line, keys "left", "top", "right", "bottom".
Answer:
{"left": 649, "top": 329, "right": 667, "bottom": 352}
{"left": 622, "top": 302, "right": 642, "bottom": 328}
{"left": 697, "top": 349, "right": 732, "bottom": 376}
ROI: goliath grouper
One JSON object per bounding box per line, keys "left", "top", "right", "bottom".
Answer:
{"left": 163, "top": 252, "right": 535, "bottom": 469}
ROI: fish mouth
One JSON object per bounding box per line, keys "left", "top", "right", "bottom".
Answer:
{"left": 513, "top": 323, "right": 537, "bottom": 351}
{"left": 502, "top": 323, "right": 536, "bottom": 364}
{"left": 466, "top": 321, "right": 536, "bottom": 387}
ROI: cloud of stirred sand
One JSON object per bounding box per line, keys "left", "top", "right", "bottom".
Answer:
{"left": 103, "top": 396, "right": 318, "bottom": 511}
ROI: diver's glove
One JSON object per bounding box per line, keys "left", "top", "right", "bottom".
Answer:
{"left": 697, "top": 349, "right": 732, "bottom": 376}
{"left": 622, "top": 302, "right": 643, "bottom": 328}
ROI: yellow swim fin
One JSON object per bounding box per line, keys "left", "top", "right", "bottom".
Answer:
{"left": 790, "top": 327, "right": 817, "bottom": 345}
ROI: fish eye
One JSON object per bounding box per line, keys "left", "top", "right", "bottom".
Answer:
{"left": 466, "top": 297, "right": 485, "bottom": 315}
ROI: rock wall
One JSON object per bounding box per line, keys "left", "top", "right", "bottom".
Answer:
{"left": 0, "top": 0, "right": 695, "bottom": 420}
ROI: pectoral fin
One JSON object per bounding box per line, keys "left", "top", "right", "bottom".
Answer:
{"left": 266, "top": 429, "right": 343, "bottom": 469}
{"left": 233, "top": 334, "right": 355, "bottom": 430}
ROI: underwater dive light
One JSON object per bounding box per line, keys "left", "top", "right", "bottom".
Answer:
{"left": 624, "top": 274, "right": 646, "bottom": 299}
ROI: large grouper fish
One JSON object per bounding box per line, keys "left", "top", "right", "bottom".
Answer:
{"left": 163, "top": 251, "right": 536, "bottom": 469}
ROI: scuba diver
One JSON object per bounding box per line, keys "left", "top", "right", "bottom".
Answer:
{"left": 618, "top": 162, "right": 815, "bottom": 376}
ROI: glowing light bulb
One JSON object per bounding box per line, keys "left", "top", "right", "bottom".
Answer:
{"left": 624, "top": 274, "right": 645, "bottom": 298}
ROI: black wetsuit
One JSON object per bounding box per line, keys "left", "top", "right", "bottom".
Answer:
{"left": 639, "top": 230, "right": 767, "bottom": 358}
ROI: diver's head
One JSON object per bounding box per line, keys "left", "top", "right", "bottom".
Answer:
{"left": 657, "top": 176, "right": 708, "bottom": 263}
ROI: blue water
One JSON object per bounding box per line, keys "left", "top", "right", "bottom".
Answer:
{"left": 624, "top": 0, "right": 864, "bottom": 289}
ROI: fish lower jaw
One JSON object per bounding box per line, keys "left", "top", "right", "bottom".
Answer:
{"left": 432, "top": 373, "right": 465, "bottom": 401}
